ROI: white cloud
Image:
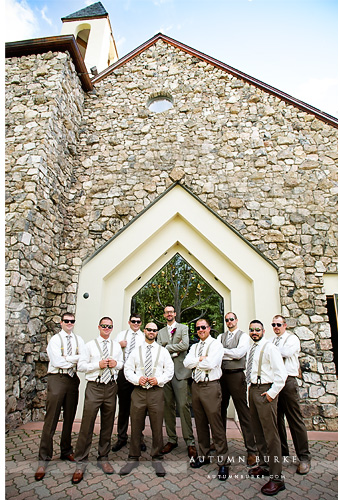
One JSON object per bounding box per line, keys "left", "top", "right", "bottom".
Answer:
{"left": 5, "top": 0, "right": 38, "bottom": 42}
{"left": 295, "top": 77, "right": 338, "bottom": 117}
{"left": 40, "top": 6, "right": 52, "bottom": 26}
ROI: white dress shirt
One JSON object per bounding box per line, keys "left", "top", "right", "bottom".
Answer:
{"left": 47, "top": 330, "right": 85, "bottom": 374}
{"left": 115, "top": 328, "right": 144, "bottom": 360}
{"left": 183, "top": 335, "right": 224, "bottom": 382}
{"left": 217, "top": 329, "right": 250, "bottom": 361}
{"left": 271, "top": 331, "right": 300, "bottom": 377}
{"left": 124, "top": 340, "right": 174, "bottom": 387}
{"left": 246, "top": 337, "right": 287, "bottom": 399}
{"left": 77, "top": 336, "right": 123, "bottom": 382}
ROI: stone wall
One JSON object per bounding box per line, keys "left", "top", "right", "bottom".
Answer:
{"left": 5, "top": 39, "right": 338, "bottom": 430}
{"left": 5, "top": 51, "right": 84, "bottom": 427}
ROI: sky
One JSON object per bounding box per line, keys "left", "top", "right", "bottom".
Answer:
{"left": 4, "top": 0, "right": 339, "bottom": 117}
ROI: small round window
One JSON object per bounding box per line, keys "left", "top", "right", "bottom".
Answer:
{"left": 147, "top": 96, "right": 173, "bottom": 113}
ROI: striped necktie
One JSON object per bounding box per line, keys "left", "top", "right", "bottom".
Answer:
{"left": 101, "top": 340, "right": 111, "bottom": 384}
{"left": 144, "top": 345, "right": 153, "bottom": 388}
{"left": 274, "top": 336, "right": 281, "bottom": 346}
{"left": 246, "top": 343, "right": 258, "bottom": 384}
{"left": 194, "top": 341, "right": 205, "bottom": 383}
{"left": 126, "top": 333, "right": 136, "bottom": 359}
{"left": 67, "top": 335, "right": 74, "bottom": 377}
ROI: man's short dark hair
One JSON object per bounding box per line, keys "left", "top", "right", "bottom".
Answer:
{"left": 61, "top": 312, "right": 75, "bottom": 321}
{"left": 164, "top": 304, "right": 175, "bottom": 311}
{"left": 249, "top": 319, "right": 263, "bottom": 328}
{"left": 99, "top": 316, "right": 113, "bottom": 324}
{"left": 129, "top": 313, "right": 142, "bottom": 321}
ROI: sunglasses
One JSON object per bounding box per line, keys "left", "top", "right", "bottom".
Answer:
{"left": 271, "top": 323, "right": 283, "bottom": 327}
{"left": 249, "top": 327, "right": 262, "bottom": 332}
{"left": 63, "top": 319, "right": 75, "bottom": 324}
{"left": 100, "top": 324, "right": 113, "bottom": 329}
{"left": 145, "top": 328, "right": 158, "bottom": 332}
{"left": 196, "top": 325, "right": 209, "bottom": 331}
{"left": 130, "top": 320, "right": 142, "bottom": 324}
{"left": 225, "top": 318, "right": 235, "bottom": 322}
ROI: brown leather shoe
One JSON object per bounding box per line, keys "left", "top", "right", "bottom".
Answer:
{"left": 60, "top": 453, "right": 75, "bottom": 462}
{"left": 71, "top": 469, "right": 84, "bottom": 484}
{"left": 296, "top": 461, "right": 311, "bottom": 475}
{"left": 98, "top": 461, "right": 114, "bottom": 474}
{"left": 261, "top": 480, "right": 285, "bottom": 496}
{"left": 248, "top": 465, "right": 270, "bottom": 477}
{"left": 35, "top": 466, "right": 46, "bottom": 481}
{"left": 161, "top": 442, "right": 178, "bottom": 454}
{"left": 247, "top": 453, "right": 257, "bottom": 466}
{"left": 187, "top": 445, "right": 197, "bottom": 459}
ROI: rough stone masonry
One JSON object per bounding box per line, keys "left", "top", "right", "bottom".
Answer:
{"left": 5, "top": 39, "right": 337, "bottom": 430}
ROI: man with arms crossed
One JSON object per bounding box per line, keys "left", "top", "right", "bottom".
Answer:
{"left": 271, "top": 315, "right": 311, "bottom": 475}
{"left": 184, "top": 318, "right": 229, "bottom": 481}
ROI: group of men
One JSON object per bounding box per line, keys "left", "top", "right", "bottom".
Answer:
{"left": 34, "top": 306, "right": 311, "bottom": 496}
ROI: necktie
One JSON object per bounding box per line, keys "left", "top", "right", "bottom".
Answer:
{"left": 169, "top": 327, "right": 176, "bottom": 341}
{"left": 101, "top": 340, "right": 111, "bottom": 384}
{"left": 67, "top": 335, "right": 74, "bottom": 377}
{"left": 194, "top": 341, "right": 205, "bottom": 383}
{"left": 274, "top": 336, "right": 281, "bottom": 346}
{"left": 144, "top": 345, "right": 153, "bottom": 388}
{"left": 225, "top": 331, "right": 233, "bottom": 344}
{"left": 126, "top": 333, "right": 136, "bottom": 359}
{"left": 246, "top": 343, "right": 258, "bottom": 384}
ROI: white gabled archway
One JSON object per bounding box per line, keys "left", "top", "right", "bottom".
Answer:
{"left": 74, "top": 184, "right": 281, "bottom": 416}
{"left": 75, "top": 183, "right": 280, "bottom": 340}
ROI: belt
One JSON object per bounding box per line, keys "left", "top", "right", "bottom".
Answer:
{"left": 250, "top": 382, "right": 272, "bottom": 387}
{"left": 222, "top": 369, "right": 244, "bottom": 373}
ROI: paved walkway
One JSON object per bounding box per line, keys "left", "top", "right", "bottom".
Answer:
{"left": 6, "top": 418, "right": 338, "bottom": 500}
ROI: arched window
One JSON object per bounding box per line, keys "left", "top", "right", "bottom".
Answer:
{"left": 76, "top": 26, "right": 90, "bottom": 59}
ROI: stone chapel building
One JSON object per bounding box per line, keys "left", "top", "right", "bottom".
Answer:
{"left": 5, "top": 2, "right": 338, "bottom": 430}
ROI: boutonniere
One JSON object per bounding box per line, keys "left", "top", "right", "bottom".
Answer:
{"left": 171, "top": 328, "right": 177, "bottom": 335}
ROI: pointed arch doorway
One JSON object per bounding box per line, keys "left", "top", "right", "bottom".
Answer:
{"left": 74, "top": 184, "right": 280, "bottom": 417}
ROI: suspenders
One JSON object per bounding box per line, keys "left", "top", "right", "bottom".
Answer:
{"left": 122, "top": 329, "right": 129, "bottom": 361}
{"left": 57, "top": 333, "right": 79, "bottom": 375}
{"left": 138, "top": 344, "right": 162, "bottom": 379}
{"left": 256, "top": 342, "right": 268, "bottom": 385}
{"left": 194, "top": 340, "right": 213, "bottom": 382}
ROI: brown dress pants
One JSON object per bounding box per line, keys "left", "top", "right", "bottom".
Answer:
{"left": 277, "top": 376, "right": 311, "bottom": 461}
{"left": 249, "top": 383, "right": 282, "bottom": 480}
{"left": 38, "top": 373, "right": 80, "bottom": 463}
{"left": 220, "top": 370, "right": 256, "bottom": 453}
{"left": 74, "top": 380, "right": 117, "bottom": 463}
{"left": 191, "top": 380, "right": 228, "bottom": 463}
{"left": 129, "top": 386, "right": 164, "bottom": 460}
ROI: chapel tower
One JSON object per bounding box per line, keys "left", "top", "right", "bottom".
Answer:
{"left": 60, "top": 1, "right": 118, "bottom": 76}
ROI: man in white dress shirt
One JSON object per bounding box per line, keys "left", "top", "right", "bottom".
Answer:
{"left": 112, "top": 314, "right": 145, "bottom": 452}
{"left": 246, "top": 320, "right": 287, "bottom": 496}
{"left": 71, "top": 317, "right": 123, "bottom": 484}
{"left": 119, "top": 322, "right": 174, "bottom": 477}
{"left": 183, "top": 318, "right": 229, "bottom": 481}
{"left": 271, "top": 315, "right": 311, "bottom": 475}
{"left": 35, "top": 312, "right": 85, "bottom": 481}
{"left": 218, "top": 311, "right": 257, "bottom": 466}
